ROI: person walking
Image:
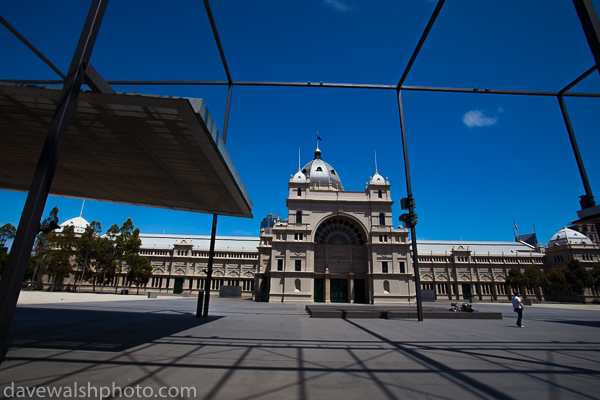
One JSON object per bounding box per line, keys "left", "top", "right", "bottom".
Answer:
{"left": 512, "top": 292, "right": 524, "bottom": 327}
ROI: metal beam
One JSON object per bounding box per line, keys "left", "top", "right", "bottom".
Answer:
{"left": 573, "top": 0, "right": 600, "bottom": 78}
{"left": 84, "top": 63, "right": 116, "bottom": 94}
{"left": 0, "top": 0, "right": 109, "bottom": 362}
{"left": 557, "top": 94, "right": 596, "bottom": 206}
{"left": 0, "top": 15, "right": 66, "bottom": 80}
{"left": 197, "top": 0, "right": 235, "bottom": 320}
{"left": 203, "top": 0, "right": 232, "bottom": 84}
{"left": 559, "top": 65, "right": 597, "bottom": 94}
{"left": 398, "top": 0, "right": 446, "bottom": 88}
{"left": 197, "top": 84, "right": 233, "bottom": 319}
{"left": 3, "top": 78, "right": 600, "bottom": 98}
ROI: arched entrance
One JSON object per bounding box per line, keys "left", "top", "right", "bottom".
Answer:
{"left": 313, "top": 216, "right": 368, "bottom": 303}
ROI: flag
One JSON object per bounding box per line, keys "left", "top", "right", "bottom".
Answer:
{"left": 317, "top": 133, "right": 322, "bottom": 141}
{"left": 514, "top": 221, "right": 518, "bottom": 231}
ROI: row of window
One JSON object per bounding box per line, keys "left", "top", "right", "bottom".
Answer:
{"left": 274, "top": 260, "right": 406, "bottom": 273}
{"left": 295, "top": 188, "right": 387, "bottom": 199}
{"left": 421, "top": 283, "right": 534, "bottom": 297}
{"left": 381, "top": 261, "right": 406, "bottom": 273}
{"left": 140, "top": 250, "right": 257, "bottom": 259}
{"left": 295, "top": 211, "right": 388, "bottom": 227}
{"left": 149, "top": 277, "right": 254, "bottom": 291}
{"left": 419, "top": 256, "right": 543, "bottom": 264}
{"left": 276, "top": 259, "right": 302, "bottom": 271}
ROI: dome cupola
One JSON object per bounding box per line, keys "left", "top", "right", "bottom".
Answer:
{"left": 548, "top": 226, "right": 593, "bottom": 246}
{"left": 300, "top": 145, "right": 342, "bottom": 190}
{"left": 369, "top": 170, "right": 386, "bottom": 185}
{"left": 292, "top": 169, "right": 307, "bottom": 182}
{"left": 59, "top": 216, "right": 90, "bottom": 234}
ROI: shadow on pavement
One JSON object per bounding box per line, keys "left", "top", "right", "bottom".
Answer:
{"left": 8, "top": 307, "right": 221, "bottom": 352}
{"left": 541, "top": 319, "right": 600, "bottom": 329}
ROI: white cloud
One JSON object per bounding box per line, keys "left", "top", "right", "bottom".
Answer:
{"left": 462, "top": 110, "right": 498, "bottom": 127}
{"left": 323, "top": 0, "right": 352, "bottom": 12}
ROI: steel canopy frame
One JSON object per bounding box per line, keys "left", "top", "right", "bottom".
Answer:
{"left": 0, "top": 0, "right": 599, "bottom": 340}
{"left": 0, "top": 0, "right": 109, "bottom": 361}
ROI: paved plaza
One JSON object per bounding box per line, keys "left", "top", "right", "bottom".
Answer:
{"left": 1, "top": 292, "right": 600, "bottom": 399}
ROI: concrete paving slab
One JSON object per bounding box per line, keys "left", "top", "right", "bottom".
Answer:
{"left": 1, "top": 292, "right": 599, "bottom": 399}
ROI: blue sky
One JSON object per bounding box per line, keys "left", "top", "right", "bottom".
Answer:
{"left": 1, "top": 0, "right": 599, "bottom": 248}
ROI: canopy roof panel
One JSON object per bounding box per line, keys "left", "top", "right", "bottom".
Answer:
{"left": 0, "top": 84, "right": 252, "bottom": 218}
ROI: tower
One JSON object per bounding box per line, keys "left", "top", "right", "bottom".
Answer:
{"left": 255, "top": 146, "right": 414, "bottom": 304}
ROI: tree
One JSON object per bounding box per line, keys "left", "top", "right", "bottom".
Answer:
{"left": 0, "top": 223, "right": 17, "bottom": 278}
{"left": 547, "top": 267, "right": 568, "bottom": 303}
{"left": 108, "top": 219, "right": 141, "bottom": 293}
{"left": 45, "top": 225, "right": 75, "bottom": 291}
{"left": 0, "top": 251, "right": 7, "bottom": 279}
{"left": 591, "top": 263, "right": 600, "bottom": 301}
{"left": 0, "top": 223, "right": 16, "bottom": 248}
{"left": 505, "top": 267, "right": 529, "bottom": 295}
{"left": 94, "top": 236, "right": 117, "bottom": 293}
{"left": 30, "top": 207, "right": 60, "bottom": 289}
{"left": 74, "top": 221, "right": 102, "bottom": 292}
{"left": 524, "top": 264, "right": 548, "bottom": 302}
{"left": 127, "top": 254, "right": 152, "bottom": 294}
{"left": 565, "top": 258, "right": 592, "bottom": 304}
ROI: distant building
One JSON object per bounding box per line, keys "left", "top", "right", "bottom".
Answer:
{"left": 515, "top": 232, "right": 539, "bottom": 247}
{"left": 42, "top": 147, "right": 600, "bottom": 302}
{"left": 138, "top": 234, "right": 259, "bottom": 294}
{"left": 543, "top": 226, "right": 600, "bottom": 301}
{"left": 260, "top": 213, "right": 280, "bottom": 230}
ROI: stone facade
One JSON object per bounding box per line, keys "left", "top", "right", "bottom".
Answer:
{"left": 255, "top": 147, "right": 414, "bottom": 304}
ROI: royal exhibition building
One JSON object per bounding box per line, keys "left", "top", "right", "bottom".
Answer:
{"left": 54, "top": 146, "right": 600, "bottom": 304}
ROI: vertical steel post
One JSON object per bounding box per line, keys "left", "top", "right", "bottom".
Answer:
{"left": 397, "top": 89, "right": 423, "bottom": 322}
{"left": 201, "top": 215, "right": 219, "bottom": 318}
{"left": 197, "top": 0, "right": 234, "bottom": 319}
{"left": 198, "top": 83, "right": 233, "bottom": 318}
{"left": 557, "top": 95, "right": 600, "bottom": 237}
{"left": 0, "top": 0, "right": 109, "bottom": 361}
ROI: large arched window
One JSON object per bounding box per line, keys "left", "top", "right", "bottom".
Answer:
{"left": 314, "top": 217, "right": 365, "bottom": 246}
{"left": 379, "top": 213, "right": 385, "bottom": 226}
{"left": 296, "top": 211, "right": 303, "bottom": 224}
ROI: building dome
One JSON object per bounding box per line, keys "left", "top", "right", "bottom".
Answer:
{"left": 292, "top": 169, "right": 307, "bottom": 182}
{"left": 370, "top": 171, "right": 386, "bottom": 185}
{"left": 300, "top": 146, "right": 342, "bottom": 190}
{"left": 59, "top": 216, "right": 90, "bottom": 234}
{"left": 548, "top": 226, "right": 593, "bottom": 246}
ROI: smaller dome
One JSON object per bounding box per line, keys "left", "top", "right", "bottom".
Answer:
{"left": 292, "top": 170, "right": 307, "bottom": 182}
{"left": 59, "top": 216, "right": 90, "bottom": 234}
{"left": 548, "top": 226, "right": 593, "bottom": 246}
{"left": 370, "top": 171, "right": 386, "bottom": 185}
